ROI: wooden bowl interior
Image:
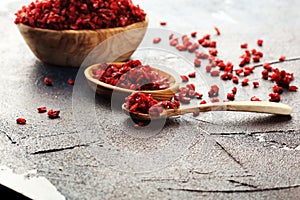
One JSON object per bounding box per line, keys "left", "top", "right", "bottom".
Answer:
{"left": 85, "top": 62, "right": 179, "bottom": 101}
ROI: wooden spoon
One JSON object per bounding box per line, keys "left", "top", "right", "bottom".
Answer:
{"left": 122, "top": 101, "right": 292, "bottom": 120}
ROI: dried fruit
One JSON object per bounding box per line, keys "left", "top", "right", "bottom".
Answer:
{"left": 194, "top": 58, "right": 201, "bottom": 67}
{"left": 37, "top": 107, "right": 47, "bottom": 113}
{"left": 214, "top": 27, "right": 221, "bottom": 35}
{"left": 240, "top": 43, "right": 248, "bottom": 49}
{"left": 68, "top": 78, "right": 74, "bottom": 85}
{"left": 16, "top": 118, "right": 26, "bottom": 124}
{"left": 180, "top": 75, "right": 189, "bottom": 82}
{"left": 227, "top": 93, "right": 235, "bottom": 101}
{"left": 44, "top": 77, "right": 53, "bottom": 86}
{"left": 48, "top": 109, "right": 60, "bottom": 119}
{"left": 257, "top": 39, "right": 263, "bottom": 46}
{"left": 253, "top": 81, "right": 259, "bottom": 88}
{"left": 92, "top": 60, "right": 170, "bottom": 91}
{"left": 191, "top": 31, "right": 197, "bottom": 37}
{"left": 15, "top": 0, "right": 147, "bottom": 30}
{"left": 279, "top": 56, "right": 286, "bottom": 62}
{"left": 232, "top": 87, "right": 237, "bottom": 94}
{"left": 188, "top": 72, "right": 196, "bottom": 78}
{"left": 241, "top": 78, "right": 249, "bottom": 86}
{"left": 160, "top": 21, "right": 167, "bottom": 26}
{"left": 200, "top": 100, "right": 207, "bottom": 104}
{"left": 153, "top": 37, "right": 161, "bottom": 44}
{"left": 273, "top": 85, "right": 283, "bottom": 94}
{"left": 269, "top": 93, "right": 281, "bottom": 102}
{"left": 208, "top": 85, "right": 219, "bottom": 97}
{"left": 210, "top": 70, "right": 220, "bottom": 77}
{"left": 251, "top": 96, "right": 261, "bottom": 101}
{"left": 289, "top": 85, "right": 298, "bottom": 91}
{"left": 269, "top": 68, "right": 294, "bottom": 88}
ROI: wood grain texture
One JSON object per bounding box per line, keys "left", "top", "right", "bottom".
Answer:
{"left": 17, "top": 17, "right": 148, "bottom": 67}
{"left": 85, "top": 62, "right": 180, "bottom": 101}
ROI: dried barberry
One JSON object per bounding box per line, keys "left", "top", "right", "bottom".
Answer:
{"left": 251, "top": 96, "right": 261, "bottom": 101}
{"left": 153, "top": 37, "right": 161, "bottom": 44}
{"left": 37, "top": 107, "right": 47, "bottom": 113}
{"left": 269, "top": 93, "right": 281, "bottom": 102}
{"left": 48, "top": 109, "right": 60, "bottom": 119}
{"left": 257, "top": 39, "right": 263, "bottom": 46}
{"left": 16, "top": 118, "right": 26, "bottom": 125}
{"left": 44, "top": 77, "right": 53, "bottom": 86}
{"left": 15, "top": 0, "right": 147, "bottom": 30}
{"left": 68, "top": 78, "right": 74, "bottom": 85}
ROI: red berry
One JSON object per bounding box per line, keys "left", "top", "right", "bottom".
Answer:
{"left": 200, "top": 100, "right": 207, "bottom": 104}
{"left": 232, "top": 76, "right": 239, "bottom": 84}
{"left": 16, "top": 118, "right": 26, "bottom": 125}
{"left": 68, "top": 78, "right": 74, "bottom": 85}
{"left": 240, "top": 43, "right": 248, "bottom": 48}
{"left": 194, "top": 58, "right": 201, "bottom": 67}
{"left": 273, "top": 85, "right": 283, "bottom": 94}
{"left": 205, "top": 65, "right": 212, "bottom": 72}
{"left": 188, "top": 72, "right": 196, "bottom": 78}
{"left": 208, "top": 85, "right": 219, "bottom": 97}
{"left": 253, "top": 81, "right": 259, "bottom": 88}
{"left": 263, "top": 63, "right": 272, "bottom": 71}
{"left": 37, "top": 106, "right": 47, "bottom": 113}
{"left": 279, "top": 56, "right": 286, "bottom": 62}
{"left": 191, "top": 31, "right": 197, "bottom": 37}
{"left": 241, "top": 78, "right": 249, "bottom": 86}
{"left": 227, "top": 93, "right": 235, "bottom": 101}
{"left": 44, "top": 77, "right": 53, "bottom": 86}
{"left": 180, "top": 75, "right": 189, "bottom": 82}
{"left": 209, "top": 48, "right": 218, "bottom": 56}
{"left": 252, "top": 55, "right": 260, "bottom": 62}
{"left": 153, "top": 37, "right": 161, "bottom": 44}
{"left": 214, "top": 27, "right": 221, "bottom": 35}
{"left": 231, "top": 87, "right": 237, "bottom": 94}
{"left": 257, "top": 39, "right": 263, "bottom": 46}
{"left": 210, "top": 70, "right": 220, "bottom": 77}
{"left": 251, "top": 96, "right": 261, "bottom": 101}
{"left": 269, "top": 93, "right": 281, "bottom": 102}
{"left": 48, "top": 109, "right": 60, "bottom": 119}
{"left": 160, "top": 21, "right": 167, "bottom": 26}
{"left": 289, "top": 85, "right": 298, "bottom": 91}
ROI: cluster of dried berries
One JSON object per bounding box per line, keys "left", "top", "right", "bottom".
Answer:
{"left": 157, "top": 27, "right": 297, "bottom": 104}
{"left": 125, "top": 92, "right": 180, "bottom": 117}
{"left": 92, "top": 60, "right": 170, "bottom": 90}
{"left": 174, "top": 83, "right": 203, "bottom": 104}
{"left": 44, "top": 77, "right": 74, "bottom": 86}
{"left": 38, "top": 107, "right": 60, "bottom": 119}
{"left": 14, "top": 0, "right": 146, "bottom": 30}
{"left": 16, "top": 106, "right": 60, "bottom": 125}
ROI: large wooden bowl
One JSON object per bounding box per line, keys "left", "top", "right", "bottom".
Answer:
{"left": 84, "top": 62, "right": 180, "bottom": 101}
{"left": 17, "top": 18, "right": 148, "bottom": 67}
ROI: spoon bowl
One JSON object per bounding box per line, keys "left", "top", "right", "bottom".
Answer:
{"left": 85, "top": 62, "right": 180, "bottom": 101}
{"left": 122, "top": 101, "right": 293, "bottom": 120}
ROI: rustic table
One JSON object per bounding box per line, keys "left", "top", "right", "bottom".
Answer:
{"left": 1, "top": 0, "right": 300, "bottom": 199}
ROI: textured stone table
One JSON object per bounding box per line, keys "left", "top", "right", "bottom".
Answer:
{"left": 1, "top": 0, "right": 300, "bottom": 199}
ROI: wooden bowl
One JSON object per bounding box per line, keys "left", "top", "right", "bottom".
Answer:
{"left": 84, "top": 62, "right": 180, "bottom": 101}
{"left": 16, "top": 18, "right": 148, "bottom": 67}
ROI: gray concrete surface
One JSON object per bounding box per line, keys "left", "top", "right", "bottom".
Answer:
{"left": 1, "top": 0, "right": 300, "bottom": 199}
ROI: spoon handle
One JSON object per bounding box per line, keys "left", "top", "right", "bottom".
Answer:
{"left": 173, "top": 101, "right": 292, "bottom": 116}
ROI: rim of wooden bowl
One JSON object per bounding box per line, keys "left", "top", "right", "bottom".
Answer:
{"left": 84, "top": 62, "right": 180, "bottom": 99}
{"left": 16, "top": 16, "right": 149, "bottom": 34}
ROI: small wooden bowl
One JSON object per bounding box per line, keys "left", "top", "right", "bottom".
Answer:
{"left": 84, "top": 62, "right": 180, "bottom": 101}
{"left": 17, "top": 18, "right": 148, "bottom": 67}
